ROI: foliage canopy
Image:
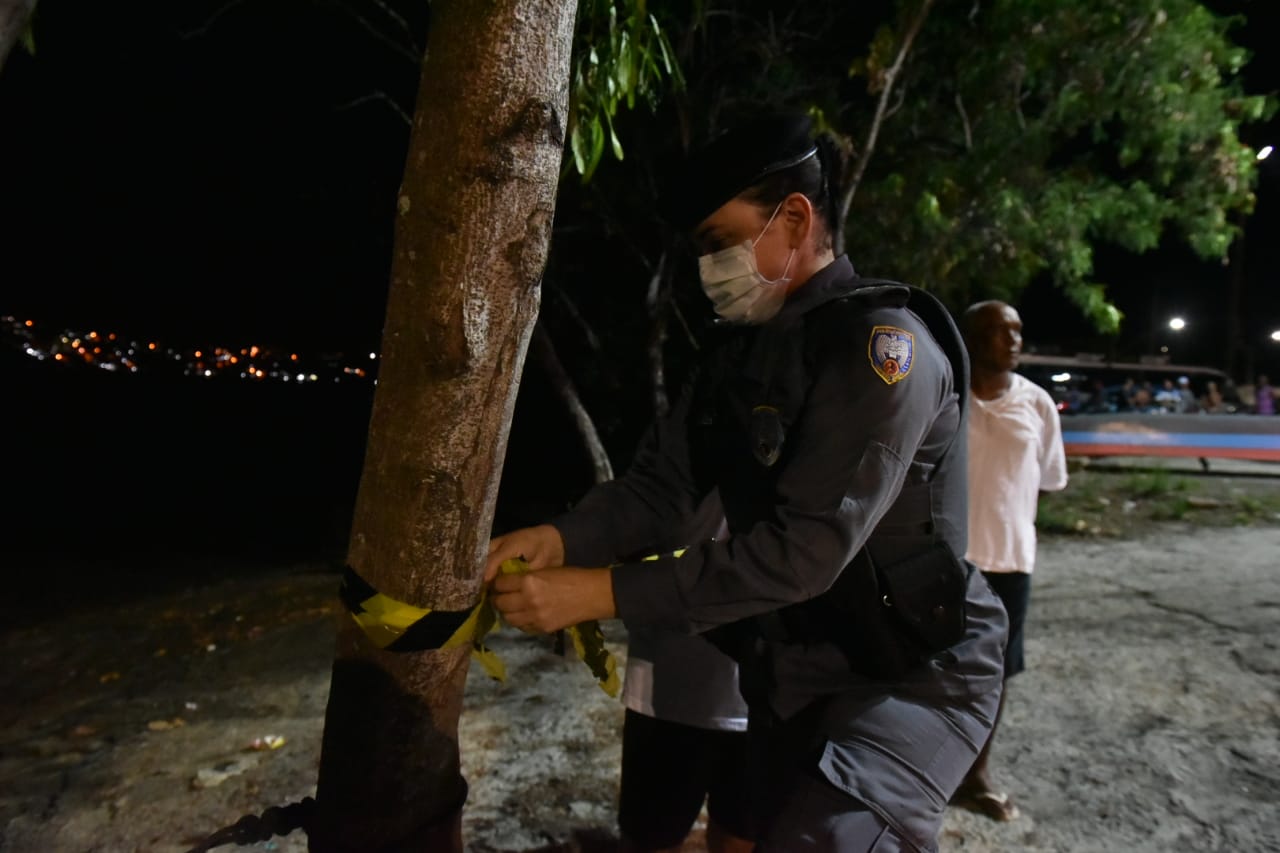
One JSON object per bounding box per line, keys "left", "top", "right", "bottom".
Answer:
{"left": 567, "top": 0, "right": 1272, "bottom": 332}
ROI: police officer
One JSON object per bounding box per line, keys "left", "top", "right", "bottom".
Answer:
{"left": 487, "top": 114, "right": 1007, "bottom": 851}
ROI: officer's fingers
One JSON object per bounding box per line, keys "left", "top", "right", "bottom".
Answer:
{"left": 497, "top": 605, "right": 540, "bottom": 633}
{"left": 484, "top": 535, "right": 525, "bottom": 582}
{"left": 492, "top": 573, "right": 522, "bottom": 594}
{"left": 521, "top": 526, "right": 565, "bottom": 570}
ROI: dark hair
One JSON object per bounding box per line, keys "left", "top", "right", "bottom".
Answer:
{"left": 737, "top": 136, "right": 841, "bottom": 249}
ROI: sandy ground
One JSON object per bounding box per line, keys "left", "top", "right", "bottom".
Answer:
{"left": 2, "top": 524, "right": 1278, "bottom": 853}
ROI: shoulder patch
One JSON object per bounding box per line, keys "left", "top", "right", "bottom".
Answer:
{"left": 868, "top": 325, "right": 914, "bottom": 385}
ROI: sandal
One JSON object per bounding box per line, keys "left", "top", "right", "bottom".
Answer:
{"left": 957, "top": 789, "right": 1020, "bottom": 822}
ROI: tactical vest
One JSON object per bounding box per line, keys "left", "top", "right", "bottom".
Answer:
{"left": 693, "top": 278, "right": 972, "bottom": 682}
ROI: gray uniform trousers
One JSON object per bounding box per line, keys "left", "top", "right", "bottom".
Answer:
{"left": 755, "top": 568, "right": 1008, "bottom": 852}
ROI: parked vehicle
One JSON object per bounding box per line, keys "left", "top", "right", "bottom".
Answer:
{"left": 1016, "top": 355, "right": 1280, "bottom": 463}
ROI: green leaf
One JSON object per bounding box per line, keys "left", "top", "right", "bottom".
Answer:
{"left": 20, "top": 17, "right": 36, "bottom": 55}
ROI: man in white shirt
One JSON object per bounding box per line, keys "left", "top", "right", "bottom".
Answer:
{"left": 957, "top": 300, "right": 1068, "bottom": 821}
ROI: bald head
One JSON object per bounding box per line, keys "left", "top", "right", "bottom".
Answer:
{"left": 963, "top": 300, "right": 1023, "bottom": 377}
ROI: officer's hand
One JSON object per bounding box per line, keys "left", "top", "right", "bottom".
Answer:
{"left": 492, "top": 567, "right": 615, "bottom": 633}
{"left": 484, "top": 524, "right": 565, "bottom": 582}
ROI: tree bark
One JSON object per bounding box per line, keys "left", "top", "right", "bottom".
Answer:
{"left": 0, "top": 0, "right": 37, "bottom": 71}
{"left": 310, "top": 2, "right": 577, "bottom": 851}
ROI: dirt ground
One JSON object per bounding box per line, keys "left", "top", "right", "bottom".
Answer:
{"left": 3, "top": 482, "right": 1279, "bottom": 851}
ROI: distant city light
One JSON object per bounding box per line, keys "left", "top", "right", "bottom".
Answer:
{"left": 1168, "top": 317, "right": 1186, "bottom": 331}
{"left": 4, "top": 317, "right": 376, "bottom": 388}
{"left": 1259, "top": 145, "right": 1274, "bottom": 161}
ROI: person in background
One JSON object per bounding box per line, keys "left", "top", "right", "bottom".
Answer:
{"left": 957, "top": 300, "right": 1069, "bottom": 822}
{"left": 1202, "top": 380, "right": 1225, "bottom": 413}
{"left": 1175, "top": 376, "right": 1199, "bottom": 413}
{"left": 619, "top": 492, "right": 756, "bottom": 853}
{"left": 1154, "top": 378, "right": 1181, "bottom": 412}
{"left": 1255, "top": 375, "right": 1274, "bottom": 415}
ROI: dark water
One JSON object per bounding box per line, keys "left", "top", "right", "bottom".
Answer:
{"left": 7, "top": 357, "right": 369, "bottom": 561}
{"left": 4, "top": 354, "right": 600, "bottom": 603}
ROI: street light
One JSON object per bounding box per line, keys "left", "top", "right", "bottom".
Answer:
{"left": 1169, "top": 317, "right": 1186, "bottom": 331}
{"left": 1270, "top": 330, "right": 1280, "bottom": 342}
{"left": 1259, "top": 145, "right": 1274, "bottom": 161}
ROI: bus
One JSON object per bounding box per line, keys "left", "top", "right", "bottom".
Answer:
{"left": 1015, "top": 354, "right": 1280, "bottom": 463}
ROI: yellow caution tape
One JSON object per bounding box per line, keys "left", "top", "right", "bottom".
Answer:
{"left": 338, "top": 550, "right": 691, "bottom": 696}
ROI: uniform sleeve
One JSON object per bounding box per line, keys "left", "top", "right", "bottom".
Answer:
{"left": 1037, "top": 390, "right": 1069, "bottom": 492}
{"left": 611, "top": 308, "right": 952, "bottom": 634}
{"left": 550, "top": 380, "right": 706, "bottom": 568}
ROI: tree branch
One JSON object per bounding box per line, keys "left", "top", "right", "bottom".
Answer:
{"left": 955, "top": 91, "right": 973, "bottom": 151}
{"left": 645, "top": 250, "right": 671, "bottom": 418}
{"left": 546, "top": 284, "right": 606, "bottom": 356}
{"left": 834, "top": 0, "right": 936, "bottom": 254}
{"left": 326, "top": 0, "right": 421, "bottom": 65}
{"left": 0, "top": 0, "right": 37, "bottom": 71}
{"left": 181, "top": 0, "right": 253, "bottom": 39}
{"left": 335, "top": 91, "right": 413, "bottom": 127}
{"left": 532, "top": 322, "right": 614, "bottom": 485}
{"left": 352, "top": 0, "right": 421, "bottom": 57}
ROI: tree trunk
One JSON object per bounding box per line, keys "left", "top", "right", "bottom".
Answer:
{"left": 0, "top": 0, "right": 37, "bottom": 70}
{"left": 310, "top": 2, "right": 577, "bottom": 851}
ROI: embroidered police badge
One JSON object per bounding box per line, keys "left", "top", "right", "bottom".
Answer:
{"left": 869, "top": 326, "right": 914, "bottom": 385}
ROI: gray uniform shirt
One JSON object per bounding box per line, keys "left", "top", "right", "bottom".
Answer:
{"left": 556, "top": 256, "right": 969, "bottom": 648}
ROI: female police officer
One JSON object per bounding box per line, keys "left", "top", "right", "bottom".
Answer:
{"left": 486, "top": 114, "right": 1007, "bottom": 851}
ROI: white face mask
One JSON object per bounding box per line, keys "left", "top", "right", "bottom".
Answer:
{"left": 697, "top": 202, "right": 797, "bottom": 325}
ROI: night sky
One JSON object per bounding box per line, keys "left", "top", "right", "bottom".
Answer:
{"left": 1, "top": 0, "right": 1277, "bottom": 369}
{"left": 1, "top": 1, "right": 1277, "bottom": 565}
{"left": 1, "top": 0, "right": 426, "bottom": 353}
{"left": 2, "top": 1, "right": 1277, "bottom": 366}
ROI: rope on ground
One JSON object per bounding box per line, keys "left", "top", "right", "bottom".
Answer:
{"left": 184, "top": 796, "right": 315, "bottom": 853}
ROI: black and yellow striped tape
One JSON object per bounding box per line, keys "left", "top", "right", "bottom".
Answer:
{"left": 338, "top": 548, "right": 688, "bottom": 695}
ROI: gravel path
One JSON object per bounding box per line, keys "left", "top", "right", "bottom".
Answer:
{"left": 2, "top": 525, "right": 1278, "bottom": 852}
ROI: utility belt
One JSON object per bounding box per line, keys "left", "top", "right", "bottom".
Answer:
{"left": 752, "top": 538, "right": 972, "bottom": 681}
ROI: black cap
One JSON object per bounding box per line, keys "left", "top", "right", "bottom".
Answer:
{"left": 663, "top": 113, "right": 819, "bottom": 230}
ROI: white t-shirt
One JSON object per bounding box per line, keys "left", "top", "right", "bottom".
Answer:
{"left": 966, "top": 373, "right": 1068, "bottom": 574}
{"left": 620, "top": 491, "right": 749, "bottom": 732}
{"left": 623, "top": 627, "right": 748, "bottom": 731}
